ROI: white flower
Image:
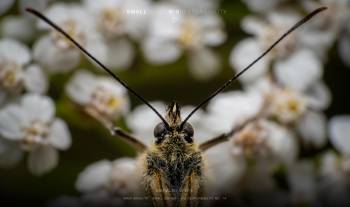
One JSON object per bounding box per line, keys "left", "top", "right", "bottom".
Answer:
{"left": 302, "top": 0, "right": 350, "bottom": 34}
{"left": 0, "top": 38, "right": 48, "bottom": 94}
{"left": 274, "top": 49, "right": 323, "bottom": 92}
{"left": 203, "top": 91, "right": 264, "bottom": 135}
{"left": 268, "top": 88, "right": 307, "bottom": 124}
{"left": 143, "top": 3, "right": 226, "bottom": 79}
{"left": 84, "top": 0, "right": 150, "bottom": 39}
{"left": 66, "top": 70, "right": 130, "bottom": 121}
{"left": 33, "top": 3, "right": 106, "bottom": 73}
{"left": 0, "top": 94, "right": 71, "bottom": 175}
{"left": 230, "top": 11, "right": 323, "bottom": 86}
{"left": 229, "top": 119, "right": 298, "bottom": 165}
{"left": 126, "top": 102, "right": 165, "bottom": 145}
{"left": 329, "top": 115, "right": 350, "bottom": 155}
{"left": 1, "top": 15, "right": 36, "bottom": 43}
{"left": 76, "top": 158, "right": 139, "bottom": 196}
{"left": 338, "top": 24, "right": 350, "bottom": 67}
{"left": 264, "top": 121, "right": 298, "bottom": 165}
{"left": 83, "top": 0, "right": 151, "bottom": 69}
{"left": 205, "top": 142, "right": 247, "bottom": 193}
{"left": 296, "top": 111, "right": 327, "bottom": 148}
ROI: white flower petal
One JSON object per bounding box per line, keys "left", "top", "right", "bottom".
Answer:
{"left": 339, "top": 33, "right": 350, "bottom": 67}
{"left": 65, "top": 70, "right": 97, "bottom": 105}
{"left": 297, "top": 111, "right": 327, "bottom": 148}
{"left": 241, "top": 16, "right": 266, "bottom": 35}
{"left": 21, "top": 94, "right": 55, "bottom": 123}
{"left": 200, "top": 14, "right": 226, "bottom": 46}
{"left": 205, "top": 143, "right": 246, "bottom": 192}
{"left": 188, "top": 48, "right": 220, "bottom": 80}
{"left": 110, "top": 158, "right": 138, "bottom": 193}
{"left": 204, "top": 91, "right": 263, "bottom": 134}
{"left": 33, "top": 35, "right": 81, "bottom": 73}
{"left": 1, "top": 15, "right": 36, "bottom": 43}
{"left": 24, "top": 64, "right": 48, "bottom": 94}
{"left": 305, "top": 81, "right": 331, "bottom": 110}
{"left": 329, "top": 116, "right": 350, "bottom": 155}
{"left": 0, "top": 139, "right": 23, "bottom": 168}
{"left": 265, "top": 121, "right": 298, "bottom": 165}
{"left": 0, "top": 105, "right": 25, "bottom": 140}
{"left": 105, "top": 38, "right": 134, "bottom": 70}
{"left": 143, "top": 38, "right": 182, "bottom": 64}
{"left": 230, "top": 38, "right": 268, "bottom": 83}
{"left": 274, "top": 49, "right": 322, "bottom": 91}
{"left": 85, "top": 37, "right": 108, "bottom": 68}
{"left": 28, "top": 146, "right": 59, "bottom": 176}
{"left": 0, "top": 38, "right": 30, "bottom": 65}
{"left": 75, "top": 160, "right": 112, "bottom": 193}
{"left": 126, "top": 102, "right": 165, "bottom": 144}
{"left": 48, "top": 118, "right": 71, "bottom": 150}
{"left": 123, "top": 0, "right": 152, "bottom": 39}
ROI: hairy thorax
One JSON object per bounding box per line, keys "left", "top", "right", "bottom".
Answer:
{"left": 138, "top": 135, "right": 205, "bottom": 207}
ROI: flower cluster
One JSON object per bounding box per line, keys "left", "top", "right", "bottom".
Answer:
{"left": 0, "top": 0, "right": 349, "bottom": 206}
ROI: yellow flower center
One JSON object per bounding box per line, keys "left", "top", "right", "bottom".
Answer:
{"left": 0, "top": 61, "right": 22, "bottom": 90}
{"left": 21, "top": 121, "right": 49, "bottom": 151}
{"left": 52, "top": 20, "right": 86, "bottom": 50}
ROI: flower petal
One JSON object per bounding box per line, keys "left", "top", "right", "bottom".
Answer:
{"left": 48, "top": 118, "right": 71, "bottom": 150}
{"left": 126, "top": 102, "right": 165, "bottom": 143}
{"left": 21, "top": 94, "right": 55, "bottom": 123}
{"left": 274, "top": 49, "right": 322, "bottom": 92}
{"left": 305, "top": 81, "right": 331, "bottom": 110}
{"left": 75, "top": 160, "right": 112, "bottom": 193}
{"left": 338, "top": 33, "right": 350, "bottom": 67}
{"left": 265, "top": 121, "right": 298, "bottom": 165}
{"left": 329, "top": 116, "right": 350, "bottom": 155}
{"left": 65, "top": 70, "right": 96, "bottom": 105}
{"left": 0, "top": 38, "right": 30, "bottom": 65}
{"left": 297, "top": 111, "right": 327, "bottom": 148}
{"left": 143, "top": 37, "right": 182, "bottom": 64}
{"left": 33, "top": 35, "right": 80, "bottom": 73}
{"left": 104, "top": 38, "right": 134, "bottom": 70}
{"left": 188, "top": 48, "right": 220, "bottom": 80}
{"left": 230, "top": 38, "right": 268, "bottom": 83}
{"left": 28, "top": 146, "right": 58, "bottom": 176}
{"left": 24, "top": 64, "right": 48, "bottom": 94}
{"left": 0, "top": 105, "right": 25, "bottom": 140}
{"left": 1, "top": 15, "right": 36, "bottom": 43}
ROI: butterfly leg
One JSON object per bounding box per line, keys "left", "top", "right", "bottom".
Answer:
{"left": 110, "top": 127, "right": 147, "bottom": 152}
{"left": 199, "top": 117, "right": 257, "bottom": 151}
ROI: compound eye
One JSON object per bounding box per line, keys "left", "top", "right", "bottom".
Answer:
{"left": 182, "top": 123, "right": 194, "bottom": 143}
{"left": 154, "top": 122, "right": 167, "bottom": 139}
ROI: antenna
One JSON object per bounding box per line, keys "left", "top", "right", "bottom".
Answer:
{"left": 180, "top": 7, "right": 327, "bottom": 128}
{"left": 26, "top": 8, "right": 170, "bottom": 129}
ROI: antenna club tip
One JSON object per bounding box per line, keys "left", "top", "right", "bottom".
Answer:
{"left": 317, "top": 6, "right": 328, "bottom": 12}
{"left": 25, "top": 7, "right": 34, "bottom": 12}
